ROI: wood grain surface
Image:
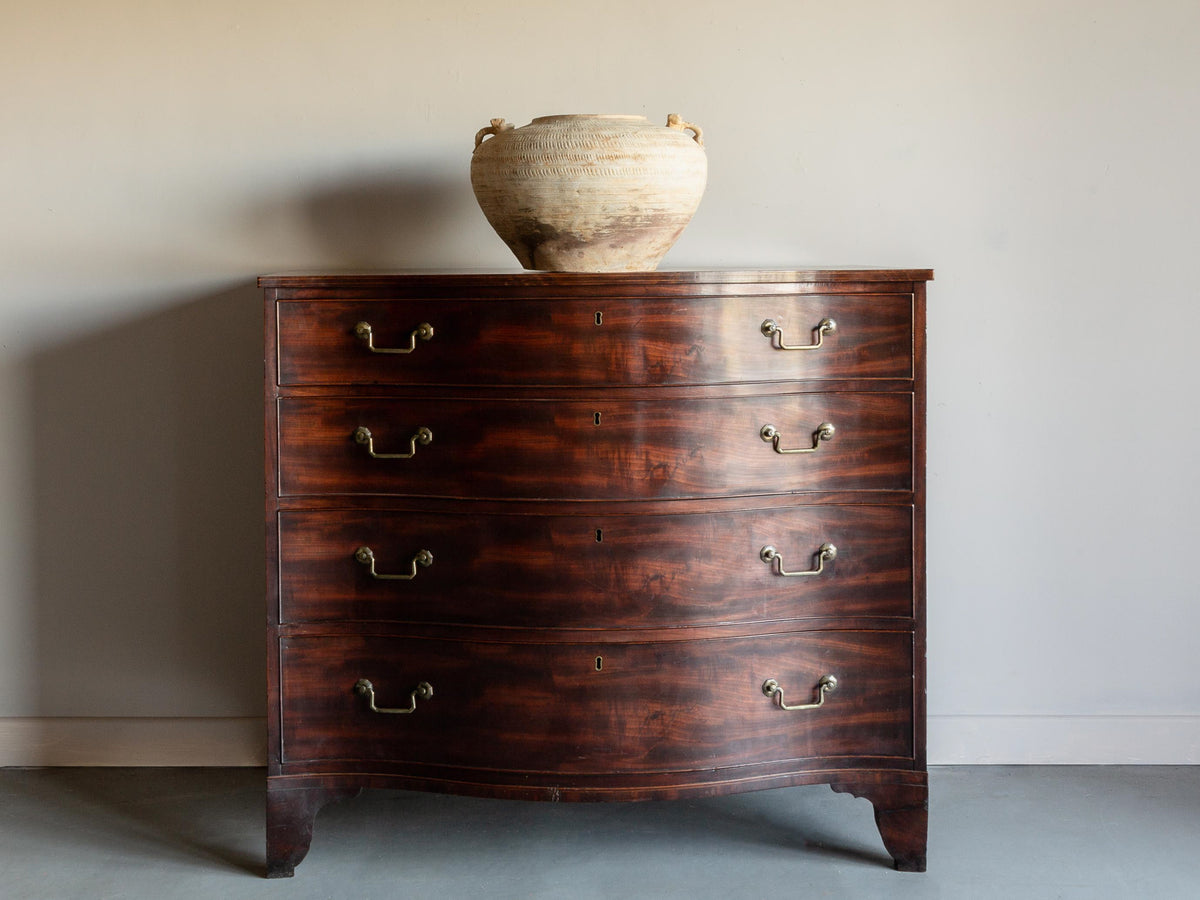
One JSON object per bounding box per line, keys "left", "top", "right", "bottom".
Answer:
{"left": 278, "top": 504, "right": 914, "bottom": 627}
{"left": 277, "top": 392, "right": 913, "bottom": 499}
{"left": 263, "top": 270, "right": 930, "bottom": 874}
{"left": 279, "top": 630, "right": 914, "bottom": 773}
{"left": 277, "top": 294, "right": 913, "bottom": 386}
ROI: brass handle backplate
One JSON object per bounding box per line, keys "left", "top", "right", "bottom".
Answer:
{"left": 355, "top": 321, "right": 434, "bottom": 354}
{"left": 762, "top": 675, "right": 838, "bottom": 711}
{"left": 761, "top": 317, "right": 836, "bottom": 351}
{"left": 354, "top": 678, "right": 433, "bottom": 715}
{"left": 355, "top": 546, "right": 433, "bottom": 580}
{"left": 353, "top": 425, "right": 433, "bottom": 459}
{"left": 760, "top": 422, "right": 835, "bottom": 454}
{"left": 760, "top": 542, "right": 837, "bottom": 577}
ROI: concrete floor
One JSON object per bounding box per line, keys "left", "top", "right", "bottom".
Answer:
{"left": 0, "top": 767, "right": 1196, "bottom": 899}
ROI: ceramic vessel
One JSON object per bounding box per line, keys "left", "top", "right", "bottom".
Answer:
{"left": 470, "top": 114, "right": 707, "bottom": 272}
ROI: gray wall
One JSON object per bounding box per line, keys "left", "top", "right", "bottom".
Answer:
{"left": 2, "top": 1, "right": 1197, "bottom": 763}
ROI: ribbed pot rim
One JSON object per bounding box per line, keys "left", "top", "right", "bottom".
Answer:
{"left": 529, "top": 114, "right": 649, "bottom": 125}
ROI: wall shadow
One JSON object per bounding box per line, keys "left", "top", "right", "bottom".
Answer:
{"left": 243, "top": 164, "right": 501, "bottom": 270}
{"left": 301, "top": 170, "right": 481, "bottom": 268}
{"left": 25, "top": 167, "right": 481, "bottom": 725}
{"left": 30, "top": 283, "right": 265, "bottom": 718}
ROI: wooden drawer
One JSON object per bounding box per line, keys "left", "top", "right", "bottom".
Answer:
{"left": 279, "top": 631, "right": 914, "bottom": 771}
{"left": 278, "top": 505, "right": 914, "bottom": 627}
{"left": 277, "top": 392, "right": 913, "bottom": 499}
{"left": 276, "top": 294, "right": 913, "bottom": 387}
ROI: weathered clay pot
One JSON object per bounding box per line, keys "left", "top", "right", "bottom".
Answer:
{"left": 470, "top": 114, "right": 707, "bottom": 272}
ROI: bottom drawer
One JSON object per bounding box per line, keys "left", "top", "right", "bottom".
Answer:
{"left": 280, "top": 631, "right": 914, "bottom": 773}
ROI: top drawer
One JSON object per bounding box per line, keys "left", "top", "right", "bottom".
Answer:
{"left": 276, "top": 294, "right": 913, "bottom": 387}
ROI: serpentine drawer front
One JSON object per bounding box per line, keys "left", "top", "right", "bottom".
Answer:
{"left": 262, "top": 269, "right": 931, "bottom": 877}
{"left": 277, "top": 505, "right": 914, "bottom": 627}
{"left": 277, "top": 393, "right": 913, "bottom": 499}
{"left": 279, "top": 631, "right": 915, "bottom": 771}
{"left": 276, "top": 293, "right": 914, "bottom": 386}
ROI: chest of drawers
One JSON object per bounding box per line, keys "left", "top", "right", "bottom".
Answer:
{"left": 261, "top": 269, "right": 931, "bottom": 877}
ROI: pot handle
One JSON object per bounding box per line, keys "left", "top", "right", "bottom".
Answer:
{"left": 666, "top": 113, "right": 704, "bottom": 147}
{"left": 474, "top": 118, "right": 514, "bottom": 150}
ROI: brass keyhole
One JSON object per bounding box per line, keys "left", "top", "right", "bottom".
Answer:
{"left": 595, "top": 311, "right": 603, "bottom": 325}
{"left": 595, "top": 657, "right": 603, "bottom": 671}
{"left": 595, "top": 529, "right": 603, "bottom": 542}
{"left": 594, "top": 412, "right": 602, "bottom": 426}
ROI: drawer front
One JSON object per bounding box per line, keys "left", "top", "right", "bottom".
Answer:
{"left": 280, "top": 631, "right": 914, "bottom": 771}
{"left": 277, "top": 393, "right": 912, "bottom": 499}
{"left": 278, "top": 506, "right": 914, "bottom": 626}
{"left": 276, "top": 294, "right": 913, "bottom": 387}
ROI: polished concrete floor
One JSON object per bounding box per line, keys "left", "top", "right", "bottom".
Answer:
{"left": 0, "top": 767, "right": 1196, "bottom": 898}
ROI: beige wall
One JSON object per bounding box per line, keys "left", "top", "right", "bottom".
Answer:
{"left": 2, "top": 1, "right": 1198, "bottom": 762}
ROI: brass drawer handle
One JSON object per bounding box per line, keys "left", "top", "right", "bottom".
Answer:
{"left": 353, "top": 425, "right": 433, "bottom": 459}
{"left": 354, "top": 320, "right": 434, "bottom": 354}
{"left": 355, "top": 546, "right": 433, "bottom": 580}
{"left": 762, "top": 675, "right": 838, "bottom": 711}
{"left": 761, "top": 317, "right": 836, "bottom": 350}
{"left": 760, "top": 422, "right": 835, "bottom": 454}
{"left": 354, "top": 679, "right": 433, "bottom": 715}
{"left": 760, "top": 542, "right": 837, "bottom": 577}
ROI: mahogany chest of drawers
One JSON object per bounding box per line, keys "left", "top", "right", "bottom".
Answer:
{"left": 260, "top": 269, "right": 931, "bottom": 876}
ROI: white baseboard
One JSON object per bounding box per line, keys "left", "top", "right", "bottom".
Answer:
{"left": 929, "top": 715, "right": 1200, "bottom": 764}
{"left": 0, "top": 717, "right": 266, "bottom": 767}
{"left": 1, "top": 716, "right": 1196, "bottom": 767}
